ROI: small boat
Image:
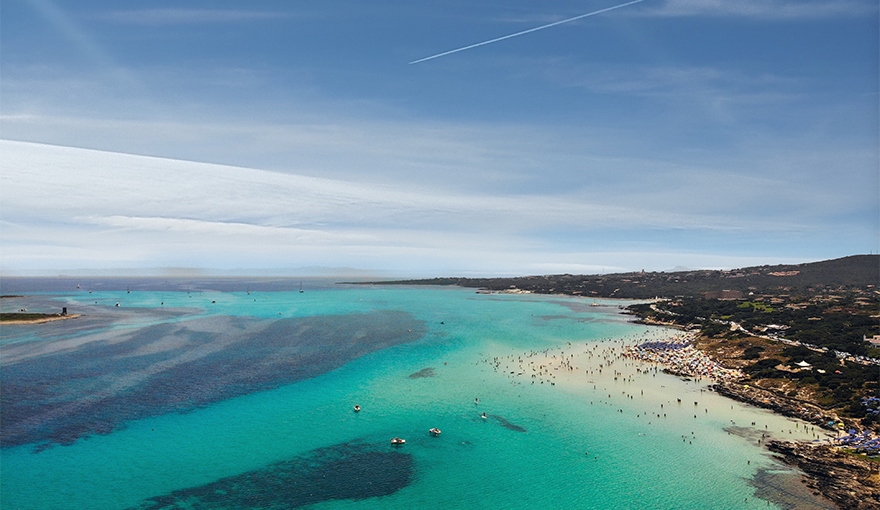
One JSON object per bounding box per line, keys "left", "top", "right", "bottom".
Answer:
{"left": 429, "top": 428, "right": 441, "bottom": 436}
{"left": 353, "top": 404, "right": 361, "bottom": 412}
{"left": 390, "top": 437, "right": 406, "bottom": 445}
{"left": 299, "top": 281, "right": 304, "bottom": 293}
{"left": 481, "top": 412, "right": 487, "bottom": 419}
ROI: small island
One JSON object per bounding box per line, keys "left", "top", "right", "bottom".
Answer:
{"left": 0, "top": 311, "right": 80, "bottom": 325}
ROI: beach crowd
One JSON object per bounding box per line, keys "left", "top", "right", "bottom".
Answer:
{"left": 623, "top": 335, "right": 745, "bottom": 383}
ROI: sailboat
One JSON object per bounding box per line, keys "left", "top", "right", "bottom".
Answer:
{"left": 299, "top": 281, "right": 304, "bottom": 293}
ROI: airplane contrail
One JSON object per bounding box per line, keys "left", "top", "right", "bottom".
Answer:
{"left": 409, "top": 0, "right": 646, "bottom": 65}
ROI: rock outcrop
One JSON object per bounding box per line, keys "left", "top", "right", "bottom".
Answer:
{"left": 711, "top": 381, "right": 840, "bottom": 429}
{"left": 767, "top": 440, "right": 880, "bottom": 510}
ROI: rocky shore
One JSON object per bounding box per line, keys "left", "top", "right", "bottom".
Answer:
{"left": 707, "top": 374, "right": 880, "bottom": 509}
{"left": 641, "top": 350, "right": 880, "bottom": 509}
{"left": 767, "top": 440, "right": 880, "bottom": 510}
{"left": 710, "top": 380, "right": 840, "bottom": 430}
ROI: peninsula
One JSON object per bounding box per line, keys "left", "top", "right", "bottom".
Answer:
{"left": 371, "top": 254, "right": 880, "bottom": 508}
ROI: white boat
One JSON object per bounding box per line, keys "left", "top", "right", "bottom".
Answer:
{"left": 353, "top": 404, "right": 361, "bottom": 412}
{"left": 429, "top": 428, "right": 441, "bottom": 436}
{"left": 390, "top": 437, "right": 406, "bottom": 445}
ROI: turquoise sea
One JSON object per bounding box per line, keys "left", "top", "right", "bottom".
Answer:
{"left": 0, "top": 279, "right": 834, "bottom": 510}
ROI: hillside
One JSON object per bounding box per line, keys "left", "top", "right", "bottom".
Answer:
{"left": 381, "top": 255, "right": 879, "bottom": 299}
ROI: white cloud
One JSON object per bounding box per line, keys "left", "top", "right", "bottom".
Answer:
{"left": 3, "top": 139, "right": 870, "bottom": 275}
{"left": 96, "top": 9, "right": 292, "bottom": 25}
{"left": 641, "top": 0, "right": 877, "bottom": 19}
{"left": 0, "top": 140, "right": 650, "bottom": 230}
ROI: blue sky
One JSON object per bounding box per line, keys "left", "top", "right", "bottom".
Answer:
{"left": 1, "top": 0, "right": 878, "bottom": 276}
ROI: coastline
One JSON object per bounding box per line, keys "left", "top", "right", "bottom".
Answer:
{"left": 481, "top": 322, "right": 851, "bottom": 508}
{"left": 711, "top": 380, "right": 880, "bottom": 509}
{"left": 710, "top": 381, "right": 840, "bottom": 429}
{"left": 767, "top": 440, "right": 880, "bottom": 510}
{"left": 615, "top": 320, "right": 879, "bottom": 509}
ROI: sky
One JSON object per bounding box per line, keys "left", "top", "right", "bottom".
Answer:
{"left": 1, "top": 0, "right": 878, "bottom": 277}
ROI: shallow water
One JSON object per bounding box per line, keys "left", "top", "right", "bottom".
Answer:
{"left": 0, "top": 281, "right": 834, "bottom": 509}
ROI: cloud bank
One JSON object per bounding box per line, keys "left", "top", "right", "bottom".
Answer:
{"left": 2, "top": 140, "right": 841, "bottom": 276}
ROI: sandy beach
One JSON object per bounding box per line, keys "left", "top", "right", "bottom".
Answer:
{"left": 473, "top": 326, "right": 849, "bottom": 509}
{"left": 477, "top": 327, "right": 829, "bottom": 443}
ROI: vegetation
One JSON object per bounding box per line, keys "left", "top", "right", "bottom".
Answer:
{"left": 379, "top": 255, "right": 879, "bottom": 300}
{"left": 634, "top": 296, "right": 878, "bottom": 355}
{"left": 0, "top": 312, "right": 67, "bottom": 322}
